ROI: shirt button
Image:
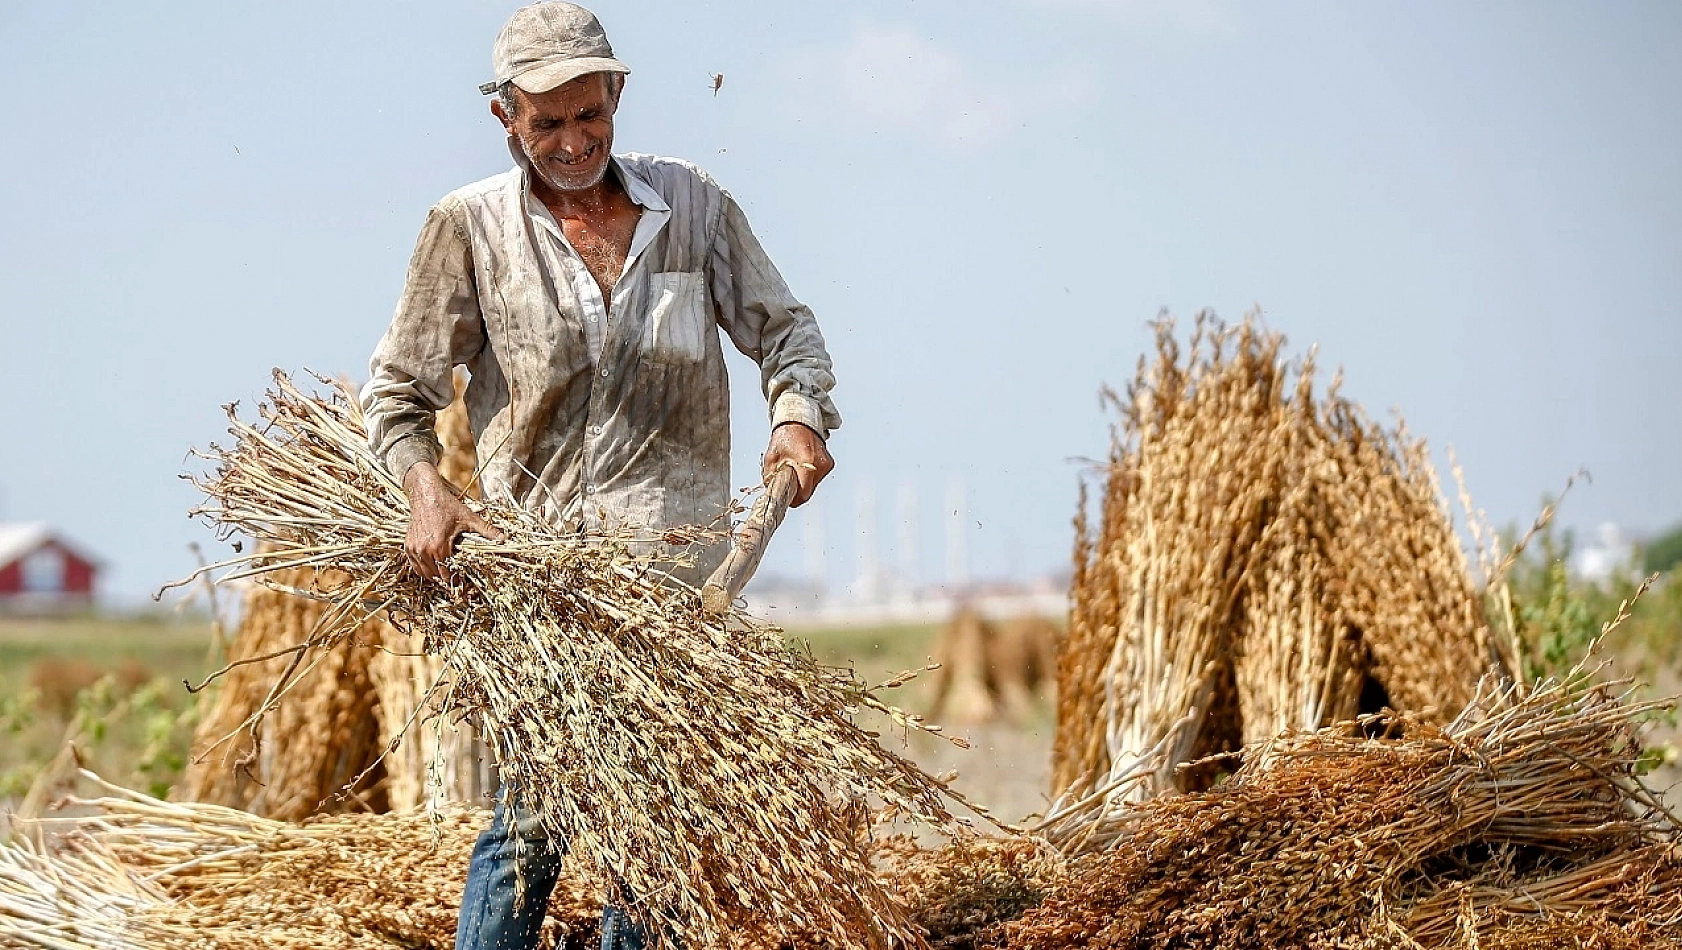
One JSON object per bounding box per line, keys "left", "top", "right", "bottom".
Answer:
{"left": 588, "top": 315, "right": 598, "bottom": 323}
{"left": 600, "top": 368, "right": 609, "bottom": 377}
{"left": 590, "top": 425, "right": 603, "bottom": 435}
{"left": 586, "top": 484, "right": 597, "bottom": 494}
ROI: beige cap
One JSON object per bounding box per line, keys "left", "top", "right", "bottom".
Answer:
{"left": 479, "top": 2, "right": 630, "bottom": 96}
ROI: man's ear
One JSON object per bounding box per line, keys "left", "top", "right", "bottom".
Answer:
{"left": 490, "top": 97, "right": 514, "bottom": 132}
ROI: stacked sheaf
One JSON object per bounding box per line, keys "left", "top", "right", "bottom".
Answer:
{"left": 180, "top": 373, "right": 488, "bottom": 817}
{"left": 1049, "top": 315, "right": 1496, "bottom": 826}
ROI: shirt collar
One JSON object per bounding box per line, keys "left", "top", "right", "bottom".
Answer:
{"left": 507, "top": 138, "right": 670, "bottom": 215}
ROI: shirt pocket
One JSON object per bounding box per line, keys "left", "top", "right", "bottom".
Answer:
{"left": 643, "top": 271, "right": 708, "bottom": 364}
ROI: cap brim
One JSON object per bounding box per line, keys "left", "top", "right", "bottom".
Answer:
{"left": 511, "top": 57, "right": 630, "bottom": 95}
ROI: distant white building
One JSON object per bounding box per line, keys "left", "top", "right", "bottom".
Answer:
{"left": 1571, "top": 522, "right": 1636, "bottom": 586}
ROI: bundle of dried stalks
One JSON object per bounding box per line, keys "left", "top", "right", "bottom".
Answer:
{"left": 1016, "top": 668, "right": 1682, "bottom": 949}
{"left": 929, "top": 609, "right": 1058, "bottom": 727}
{"left": 0, "top": 775, "right": 1053, "bottom": 950}
{"left": 929, "top": 606, "right": 1002, "bottom": 725}
{"left": 178, "top": 566, "right": 389, "bottom": 820}
{"left": 1382, "top": 845, "right": 1682, "bottom": 949}
{"left": 1054, "top": 318, "right": 1292, "bottom": 804}
{"left": 1051, "top": 314, "right": 1499, "bottom": 827}
{"left": 870, "top": 836, "right": 1067, "bottom": 950}
{"left": 0, "top": 771, "right": 602, "bottom": 950}
{"left": 172, "top": 371, "right": 982, "bottom": 950}
{"left": 181, "top": 385, "right": 491, "bottom": 817}
{"left": 990, "top": 616, "right": 1058, "bottom": 721}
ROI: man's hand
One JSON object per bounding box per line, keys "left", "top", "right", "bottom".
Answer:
{"left": 763, "top": 422, "right": 833, "bottom": 507}
{"left": 402, "top": 462, "right": 505, "bottom": 584}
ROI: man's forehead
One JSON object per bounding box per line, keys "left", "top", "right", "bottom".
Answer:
{"left": 518, "top": 74, "right": 614, "bottom": 111}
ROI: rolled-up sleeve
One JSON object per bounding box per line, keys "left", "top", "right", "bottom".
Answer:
{"left": 708, "top": 193, "right": 842, "bottom": 438}
{"left": 361, "top": 198, "right": 486, "bottom": 480}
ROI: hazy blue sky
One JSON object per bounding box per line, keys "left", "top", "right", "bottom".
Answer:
{"left": 1, "top": 1, "right": 1678, "bottom": 601}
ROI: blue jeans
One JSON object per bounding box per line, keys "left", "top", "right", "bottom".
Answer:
{"left": 455, "top": 802, "right": 652, "bottom": 950}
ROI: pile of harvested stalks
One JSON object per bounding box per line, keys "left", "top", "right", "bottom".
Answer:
{"left": 870, "top": 836, "right": 1068, "bottom": 949}
{"left": 0, "top": 771, "right": 604, "bottom": 950}
{"left": 0, "top": 773, "right": 1050, "bottom": 950}
{"left": 170, "top": 372, "right": 983, "bottom": 950}
{"left": 1016, "top": 662, "right": 1682, "bottom": 948}
{"left": 182, "top": 379, "right": 490, "bottom": 817}
{"left": 1051, "top": 314, "right": 1503, "bottom": 834}
{"left": 179, "top": 566, "right": 391, "bottom": 819}
{"left": 11, "top": 669, "right": 1675, "bottom": 950}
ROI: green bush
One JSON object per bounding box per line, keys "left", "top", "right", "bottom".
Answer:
{"left": 1643, "top": 522, "right": 1682, "bottom": 576}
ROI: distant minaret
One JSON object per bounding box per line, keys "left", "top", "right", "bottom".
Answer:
{"left": 945, "top": 477, "right": 969, "bottom": 589}
{"left": 895, "top": 481, "right": 919, "bottom": 599}
{"left": 854, "top": 480, "right": 879, "bottom": 603}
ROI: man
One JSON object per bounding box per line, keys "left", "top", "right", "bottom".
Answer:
{"left": 359, "top": 4, "right": 840, "bottom": 948}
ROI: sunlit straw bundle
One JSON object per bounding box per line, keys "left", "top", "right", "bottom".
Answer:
{"left": 1050, "top": 314, "right": 1501, "bottom": 833}
{"left": 181, "top": 383, "right": 487, "bottom": 817}
{"left": 1015, "top": 667, "right": 1682, "bottom": 949}
{"left": 1053, "top": 318, "right": 1293, "bottom": 805}
{"left": 0, "top": 771, "right": 602, "bottom": 950}
{"left": 174, "top": 371, "right": 981, "bottom": 950}
{"left": 179, "top": 566, "right": 389, "bottom": 819}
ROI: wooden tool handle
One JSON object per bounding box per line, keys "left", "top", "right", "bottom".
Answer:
{"left": 701, "top": 464, "right": 802, "bottom": 615}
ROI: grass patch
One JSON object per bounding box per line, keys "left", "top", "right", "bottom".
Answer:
{"left": 0, "top": 616, "right": 215, "bottom": 801}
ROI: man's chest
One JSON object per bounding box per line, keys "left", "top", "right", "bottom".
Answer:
{"left": 549, "top": 204, "right": 640, "bottom": 300}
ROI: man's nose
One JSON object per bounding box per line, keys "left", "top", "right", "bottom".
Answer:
{"left": 557, "top": 129, "right": 595, "bottom": 158}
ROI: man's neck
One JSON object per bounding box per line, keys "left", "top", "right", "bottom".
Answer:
{"left": 532, "top": 167, "right": 625, "bottom": 219}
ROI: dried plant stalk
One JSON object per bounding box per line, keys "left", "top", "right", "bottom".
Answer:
{"left": 1016, "top": 671, "right": 1682, "bottom": 949}
{"left": 181, "top": 386, "right": 487, "bottom": 817}
{"left": 178, "top": 567, "right": 389, "bottom": 819}
{"left": 1, "top": 773, "right": 1056, "bottom": 950}
{"left": 172, "top": 371, "right": 983, "bottom": 950}
{"left": 1050, "top": 313, "right": 1500, "bottom": 840}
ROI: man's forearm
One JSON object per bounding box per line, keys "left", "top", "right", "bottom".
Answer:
{"left": 711, "top": 194, "right": 842, "bottom": 438}
{"left": 385, "top": 432, "right": 444, "bottom": 487}
{"left": 361, "top": 196, "right": 486, "bottom": 483}
{"left": 402, "top": 459, "right": 447, "bottom": 499}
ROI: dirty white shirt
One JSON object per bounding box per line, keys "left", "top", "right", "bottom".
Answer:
{"left": 361, "top": 149, "right": 840, "bottom": 577}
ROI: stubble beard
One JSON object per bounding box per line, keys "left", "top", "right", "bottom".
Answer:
{"left": 520, "top": 134, "right": 610, "bottom": 193}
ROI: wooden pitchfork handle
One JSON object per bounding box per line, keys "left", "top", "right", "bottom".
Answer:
{"left": 701, "top": 464, "right": 802, "bottom": 615}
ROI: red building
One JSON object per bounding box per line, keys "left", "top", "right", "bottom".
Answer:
{"left": 0, "top": 523, "right": 101, "bottom": 612}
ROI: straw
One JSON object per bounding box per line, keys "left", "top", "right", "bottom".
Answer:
{"left": 169, "top": 370, "right": 988, "bottom": 950}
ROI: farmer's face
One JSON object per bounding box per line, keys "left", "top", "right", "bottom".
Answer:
{"left": 494, "top": 74, "right": 620, "bottom": 193}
